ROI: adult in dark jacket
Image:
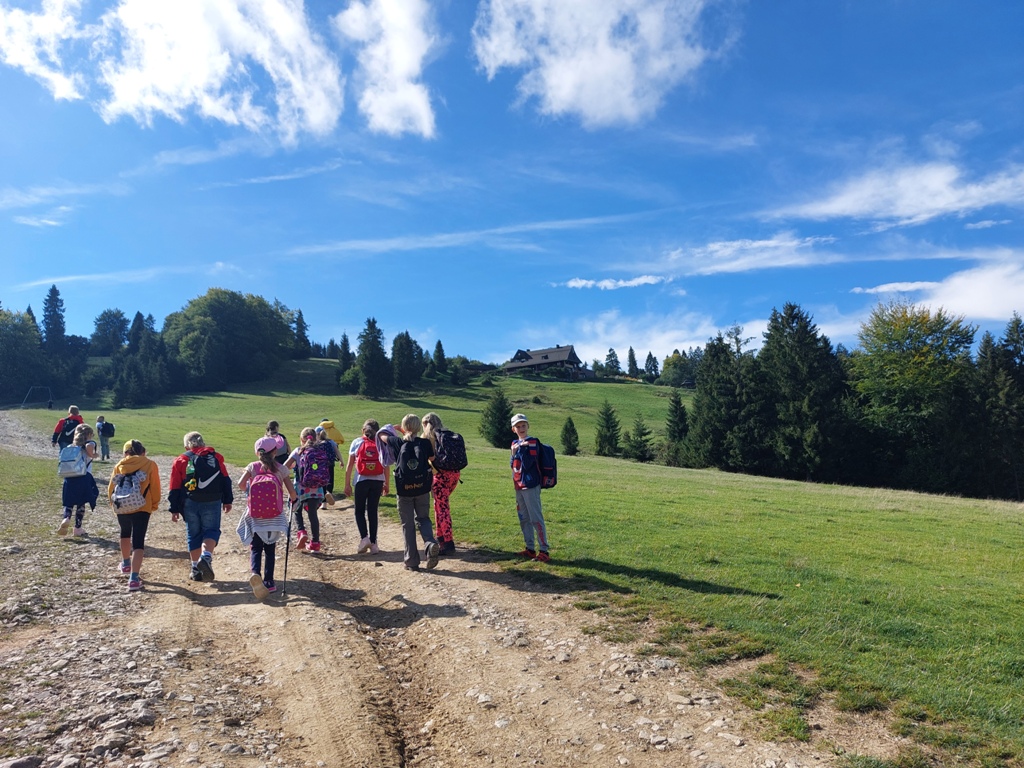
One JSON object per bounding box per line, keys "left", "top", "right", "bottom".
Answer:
{"left": 168, "top": 431, "right": 233, "bottom": 583}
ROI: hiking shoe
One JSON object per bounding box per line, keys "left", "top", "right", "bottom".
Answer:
{"left": 309, "top": 541, "right": 321, "bottom": 553}
{"left": 73, "top": 527, "right": 87, "bottom": 537}
{"left": 128, "top": 577, "right": 142, "bottom": 592}
{"left": 249, "top": 573, "right": 270, "bottom": 600}
{"left": 190, "top": 566, "right": 204, "bottom": 582}
{"left": 534, "top": 551, "right": 551, "bottom": 563}
{"left": 324, "top": 492, "right": 335, "bottom": 506}
{"left": 264, "top": 579, "right": 277, "bottom": 593}
{"left": 296, "top": 530, "right": 309, "bottom": 551}
{"left": 425, "top": 541, "right": 440, "bottom": 570}
{"left": 56, "top": 519, "right": 71, "bottom": 536}
{"left": 357, "top": 536, "right": 371, "bottom": 554}
{"left": 441, "top": 541, "right": 456, "bottom": 555}
{"left": 119, "top": 562, "right": 131, "bottom": 575}
{"left": 517, "top": 548, "right": 537, "bottom": 559}
{"left": 369, "top": 542, "right": 380, "bottom": 554}
{"left": 196, "top": 556, "right": 215, "bottom": 581}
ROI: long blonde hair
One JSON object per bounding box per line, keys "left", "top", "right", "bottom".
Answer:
{"left": 400, "top": 413, "right": 421, "bottom": 442}
{"left": 73, "top": 424, "right": 94, "bottom": 447}
{"left": 422, "top": 412, "right": 443, "bottom": 450}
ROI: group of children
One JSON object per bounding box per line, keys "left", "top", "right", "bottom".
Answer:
{"left": 53, "top": 406, "right": 549, "bottom": 597}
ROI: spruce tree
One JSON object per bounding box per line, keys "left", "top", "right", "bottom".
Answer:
{"left": 627, "top": 347, "right": 640, "bottom": 377}
{"left": 391, "top": 331, "right": 418, "bottom": 389}
{"left": 666, "top": 388, "right": 689, "bottom": 443}
{"left": 434, "top": 339, "right": 448, "bottom": 373}
{"left": 644, "top": 351, "right": 659, "bottom": 381}
{"left": 594, "top": 400, "right": 621, "bottom": 456}
{"left": 292, "top": 309, "right": 312, "bottom": 359}
{"left": 623, "top": 415, "right": 654, "bottom": 462}
{"left": 41, "top": 284, "right": 66, "bottom": 354}
{"left": 560, "top": 416, "right": 579, "bottom": 456}
{"left": 604, "top": 348, "right": 621, "bottom": 376}
{"left": 480, "top": 387, "right": 514, "bottom": 448}
{"left": 338, "top": 333, "right": 354, "bottom": 374}
{"left": 356, "top": 317, "right": 392, "bottom": 398}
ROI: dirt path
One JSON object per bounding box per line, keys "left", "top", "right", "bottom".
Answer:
{"left": 0, "top": 411, "right": 906, "bottom": 768}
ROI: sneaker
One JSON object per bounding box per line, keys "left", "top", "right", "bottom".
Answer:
{"left": 425, "top": 541, "right": 440, "bottom": 570}
{"left": 357, "top": 536, "right": 371, "bottom": 554}
{"left": 73, "top": 527, "right": 87, "bottom": 537}
{"left": 534, "top": 551, "right": 551, "bottom": 563}
{"left": 196, "top": 556, "right": 215, "bottom": 581}
{"left": 369, "top": 542, "right": 380, "bottom": 554}
{"left": 517, "top": 548, "right": 537, "bottom": 559}
{"left": 404, "top": 563, "right": 419, "bottom": 571}
{"left": 128, "top": 577, "right": 142, "bottom": 592}
{"left": 119, "top": 562, "right": 131, "bottom": 575}
{"left": 190, "top": 566, "right": 204, "bottom": 582}
{"left": 56, "top": 518, "right": 71, "bottom": 536}
{"left": 324, "top": 492, "right": 335, "bottom": 506}
{"left": 264, "top": 579, "right": 277, "bottom": 593}
{"left": 249, "top": 573, "right": 270, "bottom": 600}
{"left": 309, "top": 541, "right": 321, "bottom": 553}
{"left": 296, "top": 530, "right": 309, "bottom": 551}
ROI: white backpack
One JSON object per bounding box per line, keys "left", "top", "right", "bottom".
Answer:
{"left": 57, "top": 445, "right": 88, "bottom": 478}
{"left": 112, "top": 470, "right": 148, "bottom": 513}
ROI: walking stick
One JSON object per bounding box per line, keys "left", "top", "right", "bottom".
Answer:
{"left": 282, "top": 498, "right": 297, "bottom": 594}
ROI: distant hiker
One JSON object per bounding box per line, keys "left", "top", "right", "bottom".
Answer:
{"left": 285, "top": 428, "right": 329, "bottom": 553}
{"left": 422, "top": 412, "right": 459, "bottom": 555}
{"left": 237, "top": 436, "right": 297, "bottom": 599}
{"left": 108, "top": 440, "right": 161, "bottom": 592}
{"left": 380, "top": 414, "right": 440, "bottom": 571}
{"left": 95, "top": 415, "right": 114, "bottom": 461}
{"left": 318, "top": 418, "right": 345, "bottom": 500}
{"left": 51, "top": 405, "right": 83, "bottom": 450}
{"left": 56, "top": 423, "right": 98, "bottom": 537}
{"left": 314, "top": 426, "right": 340, "bottom": 506}
{"left": 344, "top": 419, "right": 389, "bottom": 554}
{"left": 266, "top": 421, "right": 290, "bottom": 466}
{"left": 510, "top": 413, "right": 550, "bottom": 562}
{"left": 168, "top": 431, "right": 233, "bottom": 583}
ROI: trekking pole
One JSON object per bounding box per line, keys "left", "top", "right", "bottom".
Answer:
{"left": 282, "top": 499, "right": 297, "bottom": 595}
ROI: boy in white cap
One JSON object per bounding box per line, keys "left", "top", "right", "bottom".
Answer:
{"left": 510, "top": 413, "right": 550, "bottom": 562}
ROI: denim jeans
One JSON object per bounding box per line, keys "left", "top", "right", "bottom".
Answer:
{"left": 182, "top": 498, "right": 222, "bottom": 552}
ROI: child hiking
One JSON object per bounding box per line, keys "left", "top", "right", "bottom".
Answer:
{"left": 56, "top": 423, "right": 99, "bottom": 537}
{"left": 510, "top": 413, "right": 550, "bottom": 562}
{"left": 380, "top": 414, "right": 440, "bottom": 571}
{"left": 107, "top": 440, "right": 161, "bottom": 592}
{"left": 286, "top": 428, "right": 329, "bottom": 553}
{"left": 237, "top": 437, "right": 297, "bottom": 599}
{"left": 51, "top": 405, "right": 84, "bottom": 450}
{"left": 344, "top": 419, "right": 389, "bottom": 554}
{"left": 422, "top": 412, "right": 459, "bottom": 556}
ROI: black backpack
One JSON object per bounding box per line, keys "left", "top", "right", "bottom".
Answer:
{"left": 433, "top": 429, "right": 468, "bottom": 472}
{"left": 184, "top": 451, "right": 222, "bottom": 502}
{"left": 59, "top": 418, "right": 79, "bottom": 445}
{"left": 101, "top": 421, "right": 115, "bottom": 438}
{"left": 394, "top": 438, "right": 432, "bottom": 496}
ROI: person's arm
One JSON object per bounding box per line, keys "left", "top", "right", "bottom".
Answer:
{"left": 344, "top": 449, "right": 356, "bottom": 496}
{"left": 85, "top": 441, "right": 97, "bottom": 459}
{"left": 238, "top": 467, "right": 252, "bottom": 492}
{"left": 168, "top": 457, "right": 185, "bottom": 519}
{"left": 148, "top": 463, "right": 162, "bottom": 511}
{"left": 282, "top": 474, "right": 297, "bottom": 505}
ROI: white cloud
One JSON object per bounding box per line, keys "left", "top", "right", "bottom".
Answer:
{"left": 14, "top": 261, "right": 241, "bottom": 290}
{"left": 0, "top": 181, "right": 124, "bottom": 210}
{"left": 916, "top": 260, "right": 1024, "bottom": 321}
{"left": 0, "top": 0, "right": 85, "bottom": 99}
{"left": 659, "top": 232, "right": 839, "bottom": 276}
{"left": 850, "top": 281, "right": 940, "bottom": 295}
{"left": 97, "top": 0, "right": 344, "bottom": 145}
{"left": 334, "top": 0, "right": 437, "bottom": 138}
{"left": 964, "top": 219, "right": 1011, "bottom": 230}
{"left": 570, "top": 308, "right": 721, "bottom": 364}
{"left": 472, "top": 0, "right": 730, "bottom": 128}
{"left": 562, "top": 275, "right": 669, "bottom": 290}
{"left": 773, "top": 162, "right": 1024, "bottom": 228}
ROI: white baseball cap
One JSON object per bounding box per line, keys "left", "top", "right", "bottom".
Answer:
{"left": 510, "top": 413, "right": 528, "bottom": 427}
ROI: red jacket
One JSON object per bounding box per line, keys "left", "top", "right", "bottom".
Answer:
{"left": 167, "top": 446, "right": 233, "bottom": 512}
{"left": 52, "top": 414, "right": 84, "bottom": 446}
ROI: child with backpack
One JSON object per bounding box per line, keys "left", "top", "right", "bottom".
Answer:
{"left": 237, "top": 437, "right": 298, "bottom": 599}
{"left": 285, "top": 428, "right": 330, "bottom": 552}
{"left": 510, "top": 413, "right": 550, "bottom": 562}
{"left": 95, "top": 415, "right": 114, "bottom": 461}
{"left": 107, "top": 440, "right": 161, "bottom": 592}
{"left": 379, "top": 414, "right": 440, "bottom": 571}
{"left": 344, "top": 419, "right": 389, "bottom": 554}
{"left": 56, "top": 423, "right": 99, "bottom": 537}
{"left": 51, "top": 405, "right": 84, "bottom": 450}
{"left": 422, "top": 412, "right": 462, "bottom": 555}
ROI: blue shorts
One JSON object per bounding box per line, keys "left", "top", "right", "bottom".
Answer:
{"left": 182, "top": 498, "right": 222, "bottom": 552}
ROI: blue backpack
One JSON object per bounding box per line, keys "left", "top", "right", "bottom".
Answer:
{"left": 538, "top": 443, "right": 557, "bottom": 489}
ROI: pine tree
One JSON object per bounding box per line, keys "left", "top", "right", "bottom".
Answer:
{"left": 338, "top": 333, "right": 354, "bottom": 374}
{"left": 434, "top": 339, "right": 448, "bottom": 373}
{"left": 604, "top": 348, "right": 621, "bottom": 376}
{"left": 623, "top": 415, "right": 654, "bottom": 462}
{"left": 392, "top": 331, "right": 418, "bottom": 389}
{"left": 627, "top": 347, "right": 640, "bottom": 378}
{"left": 480, "top": 388, "right": 514, "bottom": 448}
{"left": 356, "top": 317, "right": 392, "bottom": 398}
{"left": 41, "top": 284, "right": 65, "bottom": 353}
{"left": 326, "top": 338, "right": 339, "bottom": 359}
{"left": 666, "top": 388, "right": 689, "bottom": 443}
{"left": 644, "top": 351, "right": 659, "bottom": 381}
{"left": 594, "top": 400, "right": 621, "bottom": 456}
{"left": 292, "top": 309, "right": 312, "bottom": 359}
{"left": 560, "top": 416, "right": 579, "bottom": 456}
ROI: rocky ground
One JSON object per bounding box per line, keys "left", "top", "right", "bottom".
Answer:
{"left": 0, "top": 411, "right": 909, "bottom": 768}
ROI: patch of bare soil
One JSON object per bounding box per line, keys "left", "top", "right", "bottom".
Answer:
{"left": 0, "top": 410, "right": 908, "bottom": 768}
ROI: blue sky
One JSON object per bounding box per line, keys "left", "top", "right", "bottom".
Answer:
{"left": 2, "top": 0, "right": 1022, "bottom": 367}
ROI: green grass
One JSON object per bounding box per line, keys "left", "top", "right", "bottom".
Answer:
{"left": 13, "top": 366, "right": 1024, "bottom": 764}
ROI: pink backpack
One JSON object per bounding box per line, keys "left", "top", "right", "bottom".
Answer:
{"left": 248, "top": 464, "right": 284, "bottom": 519}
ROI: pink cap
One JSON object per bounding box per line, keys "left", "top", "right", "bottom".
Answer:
{"left": 255, "top": 436, "right": 278, "bottom": 455}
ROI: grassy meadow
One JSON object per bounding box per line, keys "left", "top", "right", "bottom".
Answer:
{"left": 15, "top": 360, "right": 1024, "bottom": 765}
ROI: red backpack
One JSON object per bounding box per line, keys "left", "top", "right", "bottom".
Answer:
{"left": 248, "top": 464, "right": 284, "bottom": 519}
{"left": 355, "top": 437, "right": 384, "bottom": 476}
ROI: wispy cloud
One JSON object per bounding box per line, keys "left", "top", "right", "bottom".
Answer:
{"left": 771, "top": 161, "right": 1024, "bottom": 228}
{"left": 472, "top": 0, "right": 734, "bottom": 128}
{"left": 964, "top": 219, "right": 1011, "bottom": 230}
{"left": 0, "top": 181, "right": 124, "bottom": 211}
{"left": 334, "top": 0, "right": 438, "bottom": 138}
{"left": 850, "top": 281, "right": 940, "bottom": 295}
{"left": 561, "top": 275, "right": 670, "bottom": 290}
{"left": 657, "top": 232, "right": 839, "bottom": 276}
{"left": 13, "top": 205, "right": 73, "bottom": 227}
{"left": 289, "top": 211, "right": 652, "bottom": 255}
{"left": 200, "top": 158, "right": 346, "bottom": 190}
{"left": 13, "top": 261, "right": 240, "bottom": 290}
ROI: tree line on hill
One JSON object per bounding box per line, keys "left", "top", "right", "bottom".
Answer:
{"left": 484, "top": 302, "right": 1024, "bottom": 502}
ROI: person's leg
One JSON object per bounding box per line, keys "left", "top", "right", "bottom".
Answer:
{"left": 250, "top": 534, "right": 264, "bottom": 576}
{"left": 397, "top": 496, "right": 419, "bottom": 568}
{"left": 353, "top": 481, "right": 370, "bottom": 546}
{"left": 519, "top": 486, "right": 548, "bottom": 554}
{"left": 73, "top": 504, "right": 87, "bottom": 532}
{"left": 432, "top": 472, "right": 457, "bottom": 548}
{"left": 57, "top": 504, "right": 72, "bottom": 535}
{"left": 365, "top": 480, "right": 383, "bottom": 548}
{"left": 117, "top": 513, "right": 133, "bottom": 572}
{"left": 294, "top": 503, "right": 308, "bottom": 549}
{"left": 306, "top": 499, "right": 321, "bottom": 544}
{"left": 264, "top": 541, "right": 276, "bottom": 583}
{"left": 130, "top": 511, "right": 150, "bottom": 574}
{"left": 415, "top": 493, "right": 439, "bottom": 569}
{"left": 514, "top": 488, "right": 536, "bottom": 553}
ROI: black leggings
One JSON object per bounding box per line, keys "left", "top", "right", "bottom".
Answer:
{"left": 117, "top": 511, "right": 151, "bottom": 551}
{"left": 295, "top": 499, "right": 321, "bottom": 542}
